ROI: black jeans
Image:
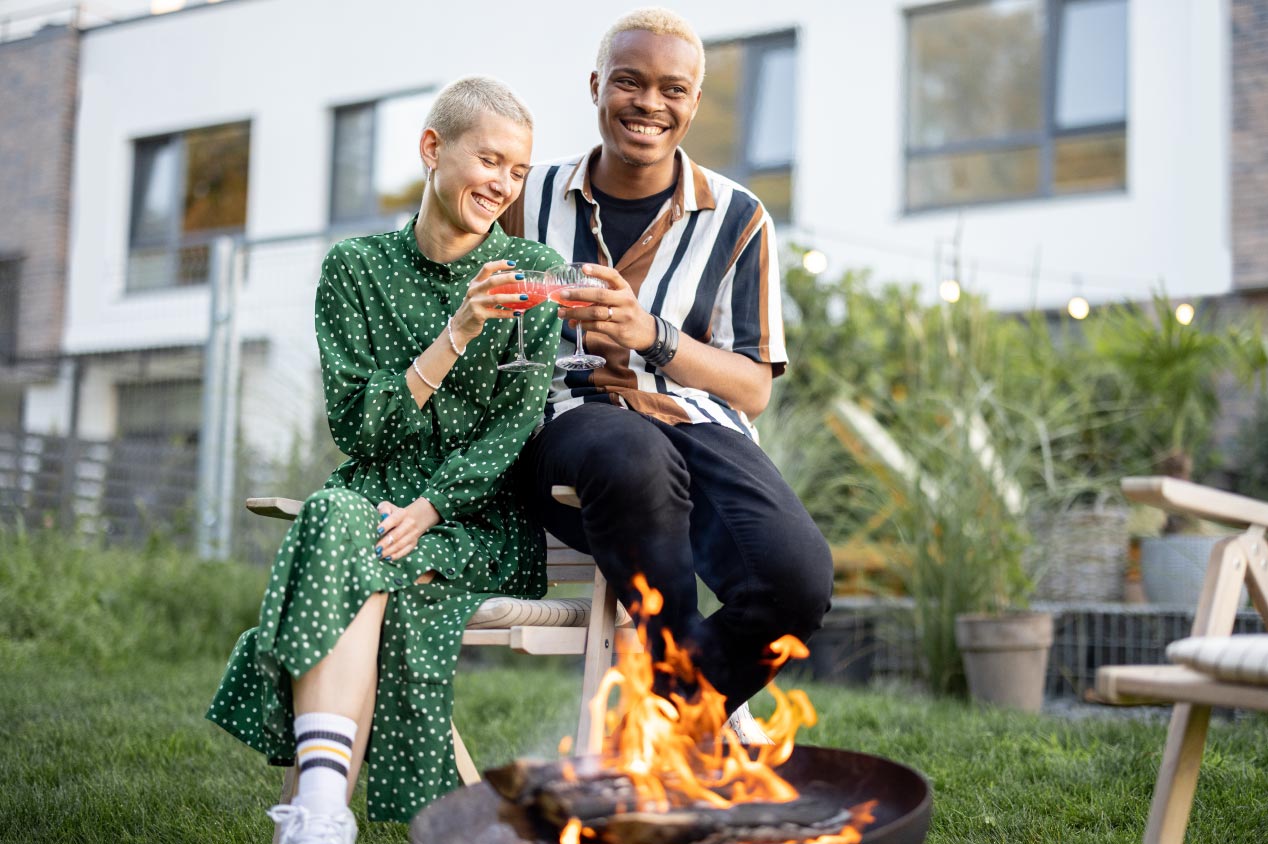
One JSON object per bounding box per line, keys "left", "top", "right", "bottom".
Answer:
{"left": 517, "top": 402, "right": 834, "bottom": 712}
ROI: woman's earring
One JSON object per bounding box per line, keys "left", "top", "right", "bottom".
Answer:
{"left": 424, "top": 165, "right": 433, "bottom": 184}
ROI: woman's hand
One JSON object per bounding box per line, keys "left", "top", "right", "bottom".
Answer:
{"left": 375, "top": 497, "right": 442, "bottom": 583}
{"left": 556, "top": 264, "right": 658, "bottom": 351}
{"left": 449, "top": 260, "right": 530, "bottom": 348}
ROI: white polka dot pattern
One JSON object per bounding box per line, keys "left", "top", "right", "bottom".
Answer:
{"left": 206, "top": 219, "right": 564, "bottom": 823}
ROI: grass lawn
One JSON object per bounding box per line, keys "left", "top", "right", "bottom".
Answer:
{"left": 3, "top": 650, "right": 1267, "bottom": 844}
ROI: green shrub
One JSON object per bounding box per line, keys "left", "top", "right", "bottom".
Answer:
{"left": 0, "top": 525, "right": 266, "bottom": 667}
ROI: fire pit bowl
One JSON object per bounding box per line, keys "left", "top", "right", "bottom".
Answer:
{"left": 410, "top": 745, "right": 932, "bottom": 844}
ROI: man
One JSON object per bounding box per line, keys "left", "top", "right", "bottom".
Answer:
{"left": 502, "top": 7, "right": 833, "bottom": 730}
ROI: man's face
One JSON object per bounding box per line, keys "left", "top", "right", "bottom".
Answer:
{"left": 591, "top": 29, "right": 702, "bottom": 170}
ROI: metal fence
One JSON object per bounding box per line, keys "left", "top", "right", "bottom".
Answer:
{"left": 0, "top": 228, "right": 344, "bottom": 563}
{"left": 0, "top": 429, "right": 198, "bottom": 544}
{"left": 801, "top": 597, "right": 1267, "bottom": 700}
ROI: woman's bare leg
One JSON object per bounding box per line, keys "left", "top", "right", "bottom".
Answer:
{"left": 293, "top": 592, "right": 389, "bottom": 719}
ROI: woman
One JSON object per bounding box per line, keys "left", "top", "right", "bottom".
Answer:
{"left": 206, "top": 76, "right": 563, "bottom": 843}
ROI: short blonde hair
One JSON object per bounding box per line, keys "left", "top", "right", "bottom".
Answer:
{"left": 423, "top": 76, "right": 534, "bottom": 141}
{"left": 595, "top": 7, "right": 706, "bottom": 86}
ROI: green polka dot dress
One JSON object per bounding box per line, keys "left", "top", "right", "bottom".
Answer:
{"left": 206, "top": 218, "right": 563, "bottom": 823}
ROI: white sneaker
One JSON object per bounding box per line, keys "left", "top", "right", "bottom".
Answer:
{"left": 267, "top": 804, "right": 358, "bottom": 844}
{"left": 726, "top": 701, "right": 775, "bottom": 745}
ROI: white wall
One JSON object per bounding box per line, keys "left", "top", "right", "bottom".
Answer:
{"left": 58, "top": 0, "right": 1232, "bottom": 440}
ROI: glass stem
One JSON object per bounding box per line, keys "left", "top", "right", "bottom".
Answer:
{"left": 516, "top": 314, "right": 528, "bottom": 361}
{"left": 575, "top": 323, "right": 587, "bottom": 357}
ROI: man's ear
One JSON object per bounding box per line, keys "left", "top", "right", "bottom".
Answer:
{"left": 590, "top": 71, "right": 600, "bottom": 105}
{"left": 419, "top": 127, "right": 441, "bottom": 171}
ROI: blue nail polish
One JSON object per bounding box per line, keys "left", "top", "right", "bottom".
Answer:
{"left": 377, "top": 526, "right": 385, "bottom": 535}
{"left": 513, "top": 311, "right": 523, "bottom": 317}
{"left": 514, "top": 273, "right": 524, "bottom": 280}
{"left": 519, "top": 294, "right": 528, "bottom": 300}
{"left": 375, "top": 546, "right": 383, "bottom": 555}
{"left": 379, "top": 512, "right": 388, "bottom": 521}
{"left": 507, "top": 260, "right": 516, "bottom": 267}
{"left": 384, "top": 555, "right": 393, "bottom": 562}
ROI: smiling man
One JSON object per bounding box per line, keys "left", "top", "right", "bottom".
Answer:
{"left": 502, "top": 7, "right": 833, "bottom": 735}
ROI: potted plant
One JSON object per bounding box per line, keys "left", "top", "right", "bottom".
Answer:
{"left": 1087, "top": 295, "right": 1267, "bottom": 605}
{"left": 832, "top": 384, "right": 1053, "bottom": 709}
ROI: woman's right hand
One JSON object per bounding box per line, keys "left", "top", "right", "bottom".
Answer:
{"left": 449, "top": 260, "right": 529, "bottom": 347}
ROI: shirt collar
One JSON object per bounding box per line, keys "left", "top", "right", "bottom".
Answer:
{"left": 566, "top": 146, "right": 717, "bottom": 221}
{"left": 400, "top": 214, "right": 510, "bottom": 278}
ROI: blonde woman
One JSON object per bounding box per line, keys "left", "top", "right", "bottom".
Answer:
{"left": 207, "top": 76, "right": 562, "bottom": 843}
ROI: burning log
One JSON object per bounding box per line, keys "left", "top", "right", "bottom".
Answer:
{"left": 484, "top": 758, "right": 853, "bottom": 844}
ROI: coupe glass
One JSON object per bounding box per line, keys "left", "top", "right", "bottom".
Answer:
{"left": 490, "top": 269, "right": 552, "bottom": 372}
{"left": 546, "top": 263, "right": 607, "bottom": 371}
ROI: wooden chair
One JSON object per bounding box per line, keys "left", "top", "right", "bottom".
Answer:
{"left": 1094, "top": 476, "right": 1268, "bottom": 844}
{"left": 246, "top": 484, "right": 635, "bottom": 801}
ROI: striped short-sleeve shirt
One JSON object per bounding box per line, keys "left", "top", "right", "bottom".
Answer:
{"left": 502, "top": 146, "right": 788, "bottom": 440}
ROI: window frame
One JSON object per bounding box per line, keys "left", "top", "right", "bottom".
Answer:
{"left": 902, "top": 0, "right": 1129, "bottom": 214}
{"left": 327, "top": 86, "right": 437, "bottom": 231}
{"left": 125, "top": 120, "right": 252, "bottom": 292}
{"left": 694, "top": 28, "right": 798, "bottom": 224}
{"left": 0, "top": 255, "right": 21, "bottom": 364}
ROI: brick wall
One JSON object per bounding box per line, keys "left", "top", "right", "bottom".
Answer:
{"left": 1233, "top": 0, "right": 1268, "bottom": 290}
{"left": 0, "top": 24, "right": 78, "bottom": 363}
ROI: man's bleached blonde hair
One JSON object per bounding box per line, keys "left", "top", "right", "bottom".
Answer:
{"left": 595, "top": 7, "right": 706, "bottom": 86}
{"left": 423, "top": 75, "right": 534, "bottom": 141}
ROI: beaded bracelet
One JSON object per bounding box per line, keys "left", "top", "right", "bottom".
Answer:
{"left": 412, "top": 357, "right": 442, "bottom": 391}
{"left": 446, "top": 317, "right": 467, "bottom": 356}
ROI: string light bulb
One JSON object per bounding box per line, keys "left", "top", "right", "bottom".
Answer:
{"left": 1067, "top": 296, "right": 1090, "bottom": 320}
{"left": 1175, "top": 303, "right": 1195, "bottom": 326}
{"left": 801, "top": 250, "right": 828, "bottom": 275}
{"left": 939, "top": 279, "right": 961, "bottom": 303}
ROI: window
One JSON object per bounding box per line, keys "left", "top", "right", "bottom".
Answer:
{"left": 116, "top": 380, "right": 202, "bottom": 445}
{"left": 128, "top": 121, "right": 250, "bottom": 291}
{"left": 905, "top": 0, "right": 1127, "bottom": 211}
{"left": 0, "top": 258, "right": 19, "bottom": 363}
{"left": 330, "top": 90, "right": 436, "bottom": 227}
{"left": 688, "top": 31, "right": 797, "bottom": 223}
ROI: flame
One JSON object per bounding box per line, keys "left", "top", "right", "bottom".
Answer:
{"left": 557, "top": 574, "right": 875, "bottom": 843}
{"left": 559, "top": 818, "right": 582, "bottom": 844}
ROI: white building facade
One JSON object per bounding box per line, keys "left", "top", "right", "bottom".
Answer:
{"left": 29, "top": 0, "right": 1233, "bottom": 455}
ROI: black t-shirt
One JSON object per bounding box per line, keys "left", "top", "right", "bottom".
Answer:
{"left": 592, "top": 183, "right": 676, "bottom": 265}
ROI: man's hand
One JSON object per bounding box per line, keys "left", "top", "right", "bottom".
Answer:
{"left": 556, "top": 263, "right": 657, "bottom": 351}
{"left": 375, "top": 497, "right": 442, "bottom": 583}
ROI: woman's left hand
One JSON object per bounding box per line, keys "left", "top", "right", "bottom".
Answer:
{"left": 375, "top": 497, "right": 442, "bottom": 582}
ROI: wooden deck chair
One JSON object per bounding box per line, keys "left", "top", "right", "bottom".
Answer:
{"left": 1094, "top": 477, "right": 1268, "bottom": 844}
{"left": 246, "top": 484, "right": 635, "bottom": 820}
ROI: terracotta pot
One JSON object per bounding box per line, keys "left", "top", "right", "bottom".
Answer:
{"left": 954, "top": 612, "right": 1054, "bottom": 712}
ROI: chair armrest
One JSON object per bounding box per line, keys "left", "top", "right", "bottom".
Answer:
{"left": 246, "top": 497, "right": 304, "bottom": 521}
{"left": 1122, "top": 476, "right": 1268, "bottom": 530}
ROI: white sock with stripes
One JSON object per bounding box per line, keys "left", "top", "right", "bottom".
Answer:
{"left": 292, "top": 712, "right": 357, "bottom": 814}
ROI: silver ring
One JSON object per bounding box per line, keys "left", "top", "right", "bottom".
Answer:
{"left": 606, "top": 306, "right": 614, "bottom": 321}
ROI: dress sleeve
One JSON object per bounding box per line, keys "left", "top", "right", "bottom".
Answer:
{"left": 416, "top": 247, "right": 563, "bottom": 522}
{"left": 316, "top": 249, "right": 430, "bottom": 460}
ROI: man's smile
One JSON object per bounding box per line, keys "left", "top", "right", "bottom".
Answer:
{"left": 621, "top": 119, "right": 668, "bottom": 136}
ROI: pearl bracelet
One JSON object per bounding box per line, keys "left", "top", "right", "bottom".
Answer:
{"left": 446, "top": 317, "right": 467, "bottom": 356}
{"left": 412, "top": 357, "right": 442, "bottom": 391}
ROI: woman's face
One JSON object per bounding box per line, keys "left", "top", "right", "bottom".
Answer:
{"left": 421, "top": 111, "right": 532, "bottom": 238}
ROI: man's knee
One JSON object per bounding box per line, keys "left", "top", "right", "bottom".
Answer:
{"left": 765, "top": 530, "right": 835, "bottom": 633}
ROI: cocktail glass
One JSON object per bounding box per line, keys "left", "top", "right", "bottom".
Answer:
{"left": 490, "top": 270, "right": 552, "bottom": 372}
{"left": 546, "top": 263, "right": 607, "bottom": 371}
